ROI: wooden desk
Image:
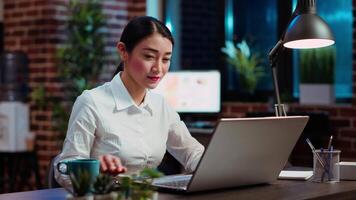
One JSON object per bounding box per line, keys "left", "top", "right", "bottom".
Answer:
{"left": 1, "top": 180, "right": 356, "bottom": 200}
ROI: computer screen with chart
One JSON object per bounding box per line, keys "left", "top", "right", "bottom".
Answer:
{"left": 152, "top": 71, "right": 221, "bottom": 113}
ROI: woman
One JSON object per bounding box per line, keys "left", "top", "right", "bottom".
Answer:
{"left": 54, "top": 16, "right": 204, "bottom": 188}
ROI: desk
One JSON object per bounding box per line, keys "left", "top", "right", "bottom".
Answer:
{"left": 1, "top": 180, "right": 356, "bottom": 200}
{"left": 0, "top": 151, "right": 42, "bottom": 193}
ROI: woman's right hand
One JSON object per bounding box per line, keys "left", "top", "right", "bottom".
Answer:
{"left": 99, "top": 154, "right": 127, "bottom": 175}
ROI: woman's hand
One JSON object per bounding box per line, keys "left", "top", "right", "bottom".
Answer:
{"left": 99, "top": 154, "right": 127, "bottom": 175}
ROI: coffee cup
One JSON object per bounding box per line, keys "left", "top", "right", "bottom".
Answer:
{"left": 57, "top": 159, "right": 100, "bottom": 195}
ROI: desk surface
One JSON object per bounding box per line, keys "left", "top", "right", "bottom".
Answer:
{"left": 1, "top": 180, "right": 356, "bottom": 200}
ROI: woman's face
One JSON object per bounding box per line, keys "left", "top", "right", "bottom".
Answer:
{"left": 120, "top": 33, "right": 173, "bottom": 90}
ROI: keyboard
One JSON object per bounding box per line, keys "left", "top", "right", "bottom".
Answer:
{"left": 152, "top": 174, "right": 192, "bottom": 190}
{"left": 186, "top": 121, "right": 215, "bottom": 129}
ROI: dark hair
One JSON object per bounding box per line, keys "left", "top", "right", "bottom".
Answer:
{"left": 113, "top": 16, "right": 174, "bottom": 77}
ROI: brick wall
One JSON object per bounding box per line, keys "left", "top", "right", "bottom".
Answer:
{"left": 3, "top": 0, "right": 146, "bottom": 188}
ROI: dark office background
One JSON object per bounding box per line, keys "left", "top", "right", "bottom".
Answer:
{"left": 1, "top": 0, "right": 356, "bottom": 192}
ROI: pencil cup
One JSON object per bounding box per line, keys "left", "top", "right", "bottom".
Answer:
{"left": 312, "top": 149, "right": 340, "bottom": 183}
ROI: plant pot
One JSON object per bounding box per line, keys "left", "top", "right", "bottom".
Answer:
{"left": 94, "top": 192, "right": 118, "bottom": 200}
{"left": 299, "top": 84, "right": 335, "bottom": 105}
{"left": 66, "top": 194, "right": 94, "bottom": 200}
{"left": 128, "top": 191, "right": 158, "bottom": 200}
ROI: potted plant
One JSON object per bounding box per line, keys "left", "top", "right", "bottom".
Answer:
{"left": 65, "top": 168, "right": 163, "bottom": 200}
{"left": 66, "top": 169, "right": 94, "bottom": 200}
{"left": 118, "top": 168, "right": 163, "bottom": 200}
{"left": 221, "top": 40, "right": 265, "bottom": 94}
{"left": 31, "top": 0, "right": 107, "bottom": 141}
{"left": 299, "top": 46, "right": 336, "bottom": 104}
{"left": 92, "top": 174, "right": 118, "bottom": 200}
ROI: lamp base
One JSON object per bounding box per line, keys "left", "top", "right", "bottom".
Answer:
{"left": 274, "top": 104, "right": 287, "bottom": 117}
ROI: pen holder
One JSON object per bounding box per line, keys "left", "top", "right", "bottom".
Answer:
{"left": 312, "top": 149, "right": 340, "bottom": 183}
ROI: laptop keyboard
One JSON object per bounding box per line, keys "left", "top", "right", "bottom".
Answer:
{"left": 155, "top": 179, "right": 190, "bottom": 188}
{"left": 152, "top": 174, "right": 192, "bottom": 189}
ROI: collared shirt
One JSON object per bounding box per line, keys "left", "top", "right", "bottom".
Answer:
{"left": 54, "top": 72, "right": 205, "bottom": 189}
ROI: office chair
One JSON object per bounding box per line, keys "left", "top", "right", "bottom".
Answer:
{"left": 47, "top": 155, "right": 61, "bottom": 188}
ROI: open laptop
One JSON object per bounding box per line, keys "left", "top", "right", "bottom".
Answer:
{"left": 152, "top": 116, "right": 309, "bottom": 193}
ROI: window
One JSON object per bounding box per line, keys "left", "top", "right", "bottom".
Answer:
{"left": 223, "top": 0, "right": 277, "bottom": 100}
{"left": 292, "top": 0, "right": 353, "bottom": 101}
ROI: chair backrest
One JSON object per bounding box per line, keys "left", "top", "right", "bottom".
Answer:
{"left": 47, "top": 155, "right": 61, "bottom": 188}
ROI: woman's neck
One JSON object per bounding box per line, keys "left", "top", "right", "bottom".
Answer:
{"left": 120, "top": 72, "right": 146, "bottom": 106}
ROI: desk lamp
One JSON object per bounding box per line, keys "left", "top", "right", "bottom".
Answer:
{"left": 268, "top": 0, "right": 334, "bottom": 116}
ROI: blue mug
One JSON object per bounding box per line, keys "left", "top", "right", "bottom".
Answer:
{"left": 57, "top": 159, "right": 100, "bottom": 194}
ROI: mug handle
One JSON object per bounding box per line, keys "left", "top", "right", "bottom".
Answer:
{"left": 57, "top": 161, "right": 69, "bottom": 175}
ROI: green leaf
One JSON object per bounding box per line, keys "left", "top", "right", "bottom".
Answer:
{"left": 31, "top": 84, "right": 46, "bottom": 109}
{"left": 116, "top": 168, "right": 163, "bottom": 200}
{"left": 299, "top": 46, "right": 336, "bottom": 84}
{"left": 70, "top": 169, "right": 92, "bottom": 197}
{"left": 51, "top": 0, "right": 108, "bottom": 138}
{"left": 93, "top": 173, "right": 114, "bottom": 195}
{"left": 221, "top": 40, "right": 266, "bottom": 94}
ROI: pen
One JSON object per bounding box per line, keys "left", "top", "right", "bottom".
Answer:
{"left": 327, "top": 135, "right": 333, "bottom": 150}
{"left": 306, "top": 138, "right": 325, "bottom": 168}
{"left": 328, "top": 145, "right": 334, "bottom": 181}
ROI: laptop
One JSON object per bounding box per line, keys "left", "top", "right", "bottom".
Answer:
{"left": 152, "top": 116, "right": 309, "bottom": 193}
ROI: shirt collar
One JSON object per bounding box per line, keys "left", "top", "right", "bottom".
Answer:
{"left": 110, "top": 72, "right": 153, "bottom": 115}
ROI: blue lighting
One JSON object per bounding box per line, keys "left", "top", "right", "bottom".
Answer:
{"left": 225, "top": 0, "right": 234, "bottom": 40}
{"left": 292, "top": 0, "right": 353, "bottom": 100}
{"left": 165, "top": 21, "right": 174, "bottom": 34}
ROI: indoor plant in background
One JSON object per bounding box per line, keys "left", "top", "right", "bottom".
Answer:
{"left": 54, "top": 0, "right": 106, "bottom": 138}
{"left": 221, "top": 40, "right": 265, "bottom": 95}
{"left": 299, "top": 46, "right": 336, "bottom": 104}
{"left": 31, "top": 0, "right": 106, "bottom": 141}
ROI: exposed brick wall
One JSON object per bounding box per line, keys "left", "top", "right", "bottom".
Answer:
{"left": 3, "top": 0, "right": 146, "bottom": 188}
{"left": 4, "top": 1, "right": 65, "bottom": 187}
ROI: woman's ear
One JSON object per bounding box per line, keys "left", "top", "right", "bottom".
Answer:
{"left": 117, "top": 42, "right": 128, "bottom": 61}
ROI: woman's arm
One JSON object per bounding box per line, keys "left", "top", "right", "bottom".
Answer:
{"left": 54, "top": 91, "right": 97, "bottom": 190}
{"left": 166, "top": 113, "right": 205, "bottom": 173}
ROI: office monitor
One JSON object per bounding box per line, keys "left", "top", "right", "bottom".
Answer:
{"left": 152, "top": 71, "right": 221, "bottom": 113}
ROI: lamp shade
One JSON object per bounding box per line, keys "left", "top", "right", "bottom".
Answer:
{"left": 283, "top": 14, "right": 334, "bottom": 49}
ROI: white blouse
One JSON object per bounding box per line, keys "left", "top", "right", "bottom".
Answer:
{"left": 54, "top": 73, "right": 204, "bottom": 189}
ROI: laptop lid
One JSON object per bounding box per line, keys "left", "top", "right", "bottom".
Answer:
{"left": 186, "top": 116, "right": 309, "bottom": 192}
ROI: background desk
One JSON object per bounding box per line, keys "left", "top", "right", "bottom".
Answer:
{"left": 158, "top": 128, "right": 213, "bottom": 175}
{"left": 0, "top": 151, "right": 42, "bottom": 193}
{"left": 1, "top": 180, "right": 356, "bottom": 200}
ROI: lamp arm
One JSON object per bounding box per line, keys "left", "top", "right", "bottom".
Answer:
{"left": 268, "top": 39, "right": 283, "bottom": 68}
{"left": 267, "top": 1, "right": 304, "bottom": 117}
{"left": 268, "top": 39, "right": 284, "bottom": 116}
{"left": 268, "top": 0, "right": 301, "bottom": 67}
